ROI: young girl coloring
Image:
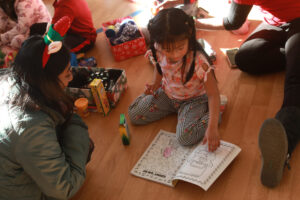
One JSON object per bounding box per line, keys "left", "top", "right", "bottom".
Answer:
{"left": 128, "top": 8, "right": 221, "bottom": 152}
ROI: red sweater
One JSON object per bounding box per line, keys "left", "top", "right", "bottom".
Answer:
{"left": 52, "top": 0, "right": 97, "bottom": 42}
{"left": 234, "top": 0, "right": 300, "bottom": 26}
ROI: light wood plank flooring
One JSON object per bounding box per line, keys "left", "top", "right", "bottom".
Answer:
{"left": 43, "top": 0, "right": 300, "bottom": 199}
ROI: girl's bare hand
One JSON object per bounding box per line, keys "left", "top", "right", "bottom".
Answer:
{"left": 202, "top": 126, "right": 220, "bottom": 152}
{"left": 144, "top": 83, "right": 160, "bottom": 95}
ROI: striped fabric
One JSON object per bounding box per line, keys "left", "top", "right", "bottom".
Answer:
{"left": 128, "top": 88, "right": 210, "bottom": 146}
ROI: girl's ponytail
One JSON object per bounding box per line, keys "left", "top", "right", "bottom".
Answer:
{"left": 149, "top": 41, "right": 163, "bottom": 75}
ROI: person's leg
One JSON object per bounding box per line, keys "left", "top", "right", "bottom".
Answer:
{"left": 259, "top": 17, "right": 300, "bottom": 188}
{"left": 64, "top": 33, "right": 94, "bottom": 54}
{"left": 128, "top": 88, "right": 177, "bottom": 125}
{"left": 277, "top": 17, "right": 300, "bottom": 154}
{"left": 235, "top": 22, "right": 287, "bottom": 74}
{"left": 176, "top": 94, "right": 209, "bottom": 146}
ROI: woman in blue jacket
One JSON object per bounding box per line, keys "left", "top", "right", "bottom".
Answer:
{"left": 0, "top": 19, "right": 93, "bottom": 199}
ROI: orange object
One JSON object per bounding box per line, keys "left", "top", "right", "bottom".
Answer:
{"left": 74, "top": 98, "right": 90, "bottom": 117}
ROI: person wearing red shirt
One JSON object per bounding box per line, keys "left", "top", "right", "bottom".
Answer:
{"left": 52, "top": 0, "right": 97, "bottom": 53}
{"left": 196, "top": 0, "right": 300, "bottom": 188}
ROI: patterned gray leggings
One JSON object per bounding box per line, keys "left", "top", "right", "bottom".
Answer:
{"left": 128, "top": 88, "right": 210, "bottom": 146}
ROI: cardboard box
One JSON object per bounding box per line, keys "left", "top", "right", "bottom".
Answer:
{"left": 66, "top": 67, "right": 127, "bottom": 115}
{"left": 89, "top": 79, "right": 110, "bottom": 116}
{"left": 102, "top": 17, "right": 147, "bottom": 61}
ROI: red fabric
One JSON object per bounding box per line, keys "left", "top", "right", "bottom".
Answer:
{"left": 70, "top": 39, "right": 91, "bottom": 53}
{"left": 234, "top": 0, "right": 300, "bottom": 26}
{"left": 52, "top": 0, "right": 97, "bottom": 43}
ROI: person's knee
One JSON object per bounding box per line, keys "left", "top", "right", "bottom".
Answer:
{"left": 128, "top": 108, "right": 140, "bottom": 125}
{"left": 176, "top": 126, "right": 204, "bottom": 146}
{"left": 235, "top": 48, "right": 261, "bottom": 74}
{"left": 235, "top": 49, "right": 251, "bottom": 72}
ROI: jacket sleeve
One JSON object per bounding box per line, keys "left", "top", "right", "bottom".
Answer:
{"left": 14, "top": 113, "right": 90, "bottom": 199}
{"left": 223, "top": 0, "right": 253, "bottom": 30}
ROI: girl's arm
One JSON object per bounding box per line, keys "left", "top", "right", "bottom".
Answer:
{"left": 195, "top": 1, "right": 252, "bottom": 31}
{"left": 145, "top": 65, "right": 162, "bottom": 95}
{"left": 202, "top": 64, "right": 221, "bottom": 152}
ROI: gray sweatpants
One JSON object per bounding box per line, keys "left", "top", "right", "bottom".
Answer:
{"left": 128, "top": 88, "right": 209, "bottom": 146}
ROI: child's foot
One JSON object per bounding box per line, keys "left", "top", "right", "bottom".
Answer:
{"left": 258, "top": 118, "right": 289, "bottom": 188}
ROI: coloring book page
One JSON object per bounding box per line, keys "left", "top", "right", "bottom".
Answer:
{"left": 131, "top": 130, "right": 241, "bottom": 190}
{"left": 174, "top": 140, "right": 241, "bottom": 190}
{"left": 131, "top": 130, "right": 194, "bottom": 186}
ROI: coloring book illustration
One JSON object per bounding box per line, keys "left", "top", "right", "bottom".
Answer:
{"left": 131, "top": 130, "right": 241, "bottom": 191}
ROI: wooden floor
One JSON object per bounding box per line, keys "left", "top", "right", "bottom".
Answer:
{"left": 44, "top": 0, "right": 300, "bottom": 199}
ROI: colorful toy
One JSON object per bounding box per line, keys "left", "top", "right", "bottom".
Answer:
{"left": 78, "top": 56, "right": 97, "bottom": 67}
{"left": 70, "top": 52, "right": 78, "bottom": 67}
{"left": 89, "top": 78, "right": 110, "bottom": 116}
{"left": 105, "top": 25, "right": 116, "bottom": 38}
{"left": 74, "top": 97, "right": 90, "bottom": 118}
{"left": 1, "top": 51, "right": 17, "bottom": 68}
{"left": 106, "top": 19, "right": 141, "bottom": 45}
{"left": 119, "top": 113, "right": 130, "bottom": 145}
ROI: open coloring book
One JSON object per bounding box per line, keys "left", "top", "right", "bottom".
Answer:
{"left": 131, "top": 130, "right": 241, "bottom": 191}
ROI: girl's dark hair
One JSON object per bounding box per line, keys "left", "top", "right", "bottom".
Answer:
{"left": 0, "top": 0, "right": 17, "bottom": 21}
{"left": 8, "top": 35, "right": 72, "bottom": 118}
{"left": 147, "top": 8, "right": 212, "bottom": 83}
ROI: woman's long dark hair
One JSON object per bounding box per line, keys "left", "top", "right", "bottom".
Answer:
{"left": 148, "top": 8, "right": 212, "bottom": 83}
{"left": 0, "top": 0, "right": 17, "bottom": 21}
{"left": 3, "top": 35, "right": 72, "bottom": 118}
